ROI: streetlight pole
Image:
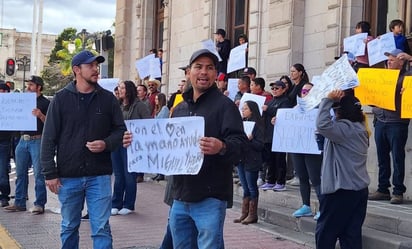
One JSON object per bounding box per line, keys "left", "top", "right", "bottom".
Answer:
{"left": 79, "top": 28, "right": 89, "bottom": 50}
{"left": 16, "top": 56, "right": 30, "bottom": 92}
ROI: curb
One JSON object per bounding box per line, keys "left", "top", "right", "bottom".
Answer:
{"left": 0, "top": 224, "right": 21, "bottom": 249}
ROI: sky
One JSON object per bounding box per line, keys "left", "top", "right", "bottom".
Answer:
{"left": 1, "top": 0, "right": 116, "bottom": 35}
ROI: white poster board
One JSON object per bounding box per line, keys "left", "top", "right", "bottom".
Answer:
{"left": 343, "top": 33, "right": 367, "bottom": 56}
{"left": 271, "top": 108, "right": 321, "bottom": 154}
{"left": 202, "top": 39, "right": 222, "bottom": 61}
{"left": 298, "top": 54, "right": 359, "bottom": 111}
{"left": 227, "top": 78, "right": 238, "bottom": 101}
{"left": 238, "top": 93, "right": 266, "bottom": 115}
{"left": 367, "top": 32, "right": 396, "bottom": 66}
{"left": 0, "top": 93, "right": 37, "bottom": 131}
{"left": 125, "top": 116, "right": 205, "bottom": 175}
{"left": 98, "top": 78, "right": 119, "bottom": 93}
{"left": 227, "top": 43, "right": 248, "bottom": 73}
{"left": 135, "top": 54, "right": 155, "bottom": 79}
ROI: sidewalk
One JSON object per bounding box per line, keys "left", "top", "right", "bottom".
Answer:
{"left": 0, "top": 171, "right": 309, "bottom": 249}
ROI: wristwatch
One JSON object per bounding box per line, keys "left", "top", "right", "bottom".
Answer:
{"left": 219, "top": 141, "right": 227, "bottom": 155}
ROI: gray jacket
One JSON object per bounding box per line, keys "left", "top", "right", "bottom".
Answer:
{"left": 316, "top": 98, "right": 370, "bottom": 194}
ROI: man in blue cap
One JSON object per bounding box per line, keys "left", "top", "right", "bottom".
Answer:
{"left": 41, "top": 50, "right": 126, "bottom": 248}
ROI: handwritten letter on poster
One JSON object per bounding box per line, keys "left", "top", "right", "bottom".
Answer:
{"left": 125, "top": 116, "right": 204, "bottom": 175}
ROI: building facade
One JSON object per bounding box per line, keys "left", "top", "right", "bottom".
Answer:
{"left": 0, "top": 28, "right": 56, "bottom": 91}
{"left": 114, "top": 0, "right": 412, "bottom": 199}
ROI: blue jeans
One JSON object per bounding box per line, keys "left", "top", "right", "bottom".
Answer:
{"left": 0, "top": 140, "right": 11, "bottom": 201}
{"left": 111, "top": 147, "right": 137, "bottom": 210}
{"left": 15, "top": 137, "right": 46, "bottom": 208}
{"left": 237, "top": 164, "right": 259, "bottom": 199}
{"left": 374, "top": 120, "right": 409, "bottom": 195}
{"left": 170, "top": 198, "right": 226, "bottom": 249}
{"left": 58, "top": 175, "right": 113, "bottom": 249}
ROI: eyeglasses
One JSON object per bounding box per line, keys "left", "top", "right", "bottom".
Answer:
{"left": 301, "top": 89, "right": 311, "bottom": 95}
{"left": 271, "top": 87, "right": 281, "bottom": 90}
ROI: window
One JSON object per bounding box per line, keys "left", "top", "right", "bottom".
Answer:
{"left": 155, "top": 0, "right": 165, "bottom": 49}
{"left": 229, "top": 0, "right": 249, "bottom": 47}
{"left": 364, "top": 0, "right": 412, "bottom": 37}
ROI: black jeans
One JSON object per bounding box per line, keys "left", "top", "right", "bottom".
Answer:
{"left": 315, "top": 188, "right": 368, "bottom": 249}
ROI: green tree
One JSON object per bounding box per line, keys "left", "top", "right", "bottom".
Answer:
{"left": 49, "top": 28, "right": 77, "bottom": 64}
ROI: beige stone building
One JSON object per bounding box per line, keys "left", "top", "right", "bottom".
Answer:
{"left": 114, "top": 0, "right": 412, "bottom": 199}
{"left": 0, "top": 28, "right": 56, "bottom": 91}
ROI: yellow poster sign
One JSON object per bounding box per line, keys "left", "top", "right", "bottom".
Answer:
{"left": 355, "top": 68, "right": 399, "bottom": 111}
{"left": 401, "top": 76, "right": 412, "bottom": 118}
{"left": 173, "top": 94, "right": 183, "bottom": 107}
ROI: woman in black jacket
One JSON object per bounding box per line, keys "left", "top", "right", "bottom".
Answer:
{"left": 234, "top": 100, "right": 264, "bottom": 225}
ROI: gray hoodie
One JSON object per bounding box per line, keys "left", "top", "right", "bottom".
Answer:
{"left": 316, "top": 98, "right": 370, "bottom": 194}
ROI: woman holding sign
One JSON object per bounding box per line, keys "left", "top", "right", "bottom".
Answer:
{"left": 233, "top": 100, "right": 264, "bottom": 225}
{"left": 111, "top": 80, "right": 151, "bottom": 216}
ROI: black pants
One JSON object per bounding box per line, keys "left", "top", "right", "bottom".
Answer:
{"left": 315, "top": 188, "right": 368, "bottom": 249}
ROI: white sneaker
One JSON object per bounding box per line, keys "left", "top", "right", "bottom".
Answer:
{"left": 257, "top": 178, "right": 264, "bottom": 186}
{"left": 118, "top": 208, "right": 133, "bottom": 215}
{"left": 111, "top": 208, "right": 119, "bottom": 216}
{"left": 286, "top": 177, "right": 300, "bottom": 186}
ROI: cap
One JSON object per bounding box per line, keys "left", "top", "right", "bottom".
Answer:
{"left": 25, "top": 75, "right": 44, "bottom": 86}
{"left": 0, "top": 83, "right": 10, "bottom": 92}
{"left": 242, "top": 67, "right": 256, "bottom": 76}
{"left": 217, "top": 72, "right": 226, "bottom": 81}
{"left": 189, "top": 49, "right": 219, "bottom": 67}
{"left": 178, "top": 65, "right": 189, "bottom": 71}
{"left": 269, "top": 80, "right": 286, "bottom": 88}
{"left": 71, "top": 50, "right": 105, "bottom": 67}
{"left": 384, "top": 49, "right": 404, "bottom": 58}
{"left": 214, "top": 28, "right": 226, "bottom": 37}
{"left": 334, "top": 52, "right": 355, "bottom": 62}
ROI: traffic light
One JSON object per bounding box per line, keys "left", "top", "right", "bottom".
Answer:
{"left": 102, "top": 34, "right": 114, "bottom": 51}
{"left": 6, "top": 58, "right": 15, "bottom": 76}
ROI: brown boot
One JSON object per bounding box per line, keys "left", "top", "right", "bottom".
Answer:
{"left": 241, "top": 198, "right": 258, "bottom": 225}
{"left": 234, "top": 197, "right": 250, "bottom": 223}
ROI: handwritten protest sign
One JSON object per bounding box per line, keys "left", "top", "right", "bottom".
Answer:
{"left": 272, "top": 108, "right": 321, "bottom": 154}
{"left": 343, "top": 33, "right": 367, "bottom": 56}
{"left": 0, "top": 93, "right": 37, "bottom": 131}
{"left": 227, "top": 43, "right": 248, "bottom": 73}
{"left": 355, "top": 68, "right": 399, "bottom": 111}
{"left": 125, "top": 116, "right": 204, "bottom": 175}
{"left": 227, "top": 78, "right": 238, "bottom": 101}
{"left": 367, "top": 32, "right": 396, "bottom": 66}
{"left": 401, "top": 76, "right": 412, "bottom": 118}
{"left": 98, "top": 78, "right": 119, "bottom": 93}
{"left": 298, "top": 54, "right": 359, "bottom": 111}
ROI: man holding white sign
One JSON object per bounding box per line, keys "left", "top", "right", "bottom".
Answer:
{"left": 123, "top": 49, "right": 246, "bottom": 248}
{"left": 5, "top": 75, "right": 49, "bottom": 214}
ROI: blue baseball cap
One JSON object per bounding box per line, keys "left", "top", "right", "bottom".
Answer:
{"left": 384, "top": 49, "right": 404, "bottom": 57}
{"left": 71, "top": 50, "right": 105, "bottom": 67}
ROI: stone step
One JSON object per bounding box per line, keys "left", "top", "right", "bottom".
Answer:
{"left": 233, "top": 184, "right": 412, "bottom": 249}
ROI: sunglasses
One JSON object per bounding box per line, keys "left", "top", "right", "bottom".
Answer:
{"left": 271, "top": 87, "right": 281, "bottom": 90}
{"left": 301, "top": 89, "right": 311, "bottom": 95}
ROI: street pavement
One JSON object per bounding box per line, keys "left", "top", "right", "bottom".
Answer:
{"left": 0, "top": 171, "right": 310, "bottom": 249}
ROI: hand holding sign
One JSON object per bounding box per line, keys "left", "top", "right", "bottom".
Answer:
{"left": 125, "top": 116, "right": 205, "bottom": 175}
